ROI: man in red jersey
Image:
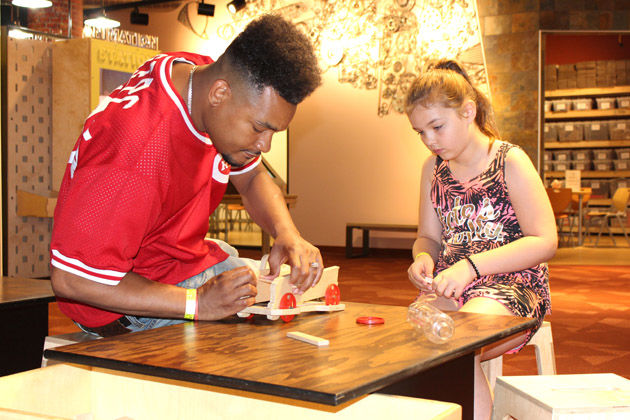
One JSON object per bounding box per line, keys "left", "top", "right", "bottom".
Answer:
{"left": 50, "top": 14, "right": 323, "bottom": 336}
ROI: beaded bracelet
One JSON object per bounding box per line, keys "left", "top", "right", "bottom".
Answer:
{"left": 464, "top": 255, "right": 480, "bottom": 279}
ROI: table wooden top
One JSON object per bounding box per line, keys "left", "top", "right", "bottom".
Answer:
{"left": 46, "top": 302, "right": 535, "bottom": 405}
{"left": 0, "top": 276, "right": 54, "bottom": 308}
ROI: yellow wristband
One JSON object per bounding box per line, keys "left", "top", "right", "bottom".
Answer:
{"left": 184, "top": 288, "right": 197, "bottom": 321}
{"left": 414, "top": 252, "right": 430, "bottom": 260}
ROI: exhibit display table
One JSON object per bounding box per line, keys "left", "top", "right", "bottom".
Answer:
{"left": 44, "top": 302, "right": 535, "bottom": 420}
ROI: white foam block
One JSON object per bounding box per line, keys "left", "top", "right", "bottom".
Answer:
{"left": 287, "top": 331, "right": 329, "bottom": 347}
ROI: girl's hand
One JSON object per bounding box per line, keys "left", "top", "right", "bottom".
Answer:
{"left": 408, "top": 254, "right": 434, "bottom": 292}
{"left": 432, "top": 259, "right": 475, "bottom": 299}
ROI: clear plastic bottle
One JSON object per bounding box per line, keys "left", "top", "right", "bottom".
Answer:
{"left": 407, "top": 293, "right": 455, "bottom": 344}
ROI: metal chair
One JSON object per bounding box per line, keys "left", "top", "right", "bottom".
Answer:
{"left": 584, "top": 187, "right": 630, "bottom": 246}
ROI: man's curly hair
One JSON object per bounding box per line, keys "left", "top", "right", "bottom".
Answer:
{"left": 223, "top": 14, "right": 321, "bottom": 105}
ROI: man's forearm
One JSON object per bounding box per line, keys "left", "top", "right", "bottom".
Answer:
{"left": 51, "top": 267, "right": 187, "bottom": 318}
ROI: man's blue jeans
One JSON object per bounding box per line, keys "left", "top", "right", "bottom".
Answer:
{"left": 77, "top": 240, "right": 247, "bottom": 334}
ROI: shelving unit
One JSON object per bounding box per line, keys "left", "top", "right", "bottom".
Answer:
{"left": 542, "top": 84, "right": 630, "bottom": 200}
{"left": 539, "top": 33, "right": 630, "bottom": 240}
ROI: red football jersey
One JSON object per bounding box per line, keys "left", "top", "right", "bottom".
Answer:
{"left": 50, "top": 52, "right": 260, "bottom": 327}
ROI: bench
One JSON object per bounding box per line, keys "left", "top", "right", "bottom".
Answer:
{"left": 345, "top": 223, "right": 417, "bottom": 258}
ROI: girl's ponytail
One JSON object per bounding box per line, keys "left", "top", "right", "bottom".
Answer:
{"left": 406, "top": 59, "right": 500, "bottom": 141}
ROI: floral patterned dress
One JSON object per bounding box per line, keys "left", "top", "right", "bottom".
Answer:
{"left": 431, "top": 142, "right": 551, "bottom": 351}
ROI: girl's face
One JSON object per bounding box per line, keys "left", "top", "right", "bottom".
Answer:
{"left": 407, "top": 102, "right": 474, "bottom": 160}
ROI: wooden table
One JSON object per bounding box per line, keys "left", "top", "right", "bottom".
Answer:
{"left": 221, "top": 194, "right": 297, "bottom": 254}
{"left": 45, "top": 302, "right": 536, "bottom": 420}
{"left": 0, "top": 276, "right": 55, "bottom": 376}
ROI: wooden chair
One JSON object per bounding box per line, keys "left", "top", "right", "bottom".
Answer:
{"left": 227, "top": 204, "right": 252, "bottom": 231}
{"left": 546, "top": 187, "right": 574, "bottom": 246}
{"left": 584, "top": 187, "right": 630, "bottom": 246}
{"left": 208, "top": 203, "right": 229, "bottom": 241}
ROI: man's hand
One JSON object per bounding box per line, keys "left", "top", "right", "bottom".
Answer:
{"left": 263, "top": 233, "right": 322, "bottom": 294}
{"left": 196, "top": 266, "right": 258, "bottom": 320}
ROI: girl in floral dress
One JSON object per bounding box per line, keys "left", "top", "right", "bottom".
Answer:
{"left": 405, "top": 59, "right": 558, "bottom": 420}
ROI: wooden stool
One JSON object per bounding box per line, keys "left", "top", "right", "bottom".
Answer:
{"left": 491, "top": 373, "right": 630, "bottom": 420}
{"left": 41, "top": 331, "right": 100, "bottom": 367}
{"left": 482, "top": 321, "right": 556, "bottom": 390}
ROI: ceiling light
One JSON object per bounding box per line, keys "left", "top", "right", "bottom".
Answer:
{"left": 130, "top": 7, "right": 149, "bottom": 25}
{"left": 84, "top": 15, "right": 121, "bottom": 29}
{"left": 198, "top": 1, "right": 215, "bottom": 16}
{"left": 11, "top": 0, "right": 52, "bottom": 9}
{"left": 227, "top": 0, "right": 245, "bottom": 14}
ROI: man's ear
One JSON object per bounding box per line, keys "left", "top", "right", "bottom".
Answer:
{"left": 208, "top": 79, "right": 231, "bottom": 106}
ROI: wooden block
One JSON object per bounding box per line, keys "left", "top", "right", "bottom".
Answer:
{"left": 492, "top": 374, "right": 630, "bottom": 420}
{"left": 287, "top": 331, "right": 329, "bottom": 346}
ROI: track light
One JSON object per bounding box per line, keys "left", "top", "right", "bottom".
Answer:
{"left": 227, "top": 0, "right": 246, "bottom": 14}
{"left": 12, "top": 0, "right": 52, "bottom": 9}
{"left": 197, "top": 0, "right": 215, "bottom": 17}
{"left": 130, "top": 7, "right": 149, "bottom": 25}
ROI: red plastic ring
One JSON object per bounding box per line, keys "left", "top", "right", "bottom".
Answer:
{"left": 356, "top": 316, "right": 385, "bottom": 325}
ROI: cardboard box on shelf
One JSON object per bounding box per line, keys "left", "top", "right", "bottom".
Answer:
{"left": 616, "top": 148, "right": 630, "bottom": 159}
{"left": 571, "top": 149, "right": 593, "bottom": 160}
{"left": 572, "top": 98, "right": 594, "bottom": 111}
{"left": 614, "top": 160, "right": 630, "bottom": 171}
{"left": 615, "top": 60, "right": 627, "bottom": 85}
{"left": 593, "top": 159, "right": 614, "bottom": 171}
{"left": 557, "top": 122, "right": 584, "bottom": 142}
{"left": 544, "top": 123, "right": 558, "bottom": 142}
{"left": 552, "top": 161, "right": 571, "bottom": 171}
{"left": 572, "top": 160, "right": 593, "bottom": 171}
{"left": 585, "top": 179, "right": 611, "bottom": 198}
{"left": 617, "top": 96, "right": 630, "bottom": 109}
{"left": 544, "top": 65, "right": 558, "bottom": 90}
{"left": 593, "top": 148, "right": 615, "bottom": 160}
{"left": 609, "top": 120, "right": 630, "bottom": 140}
{"left": 584, "top": 121, "right": 609, "bottom": 140}
{"left": 551, "top": 99, "right": 571, "bottom": 112}
{"left": 596, "top": 97, "right": 616, "bottom": 110}
{"left": 553, "top": 150, "right": 571, "bottom": 161}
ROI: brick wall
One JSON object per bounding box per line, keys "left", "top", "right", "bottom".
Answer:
{"left": 26, "top": 0, "right": 82, "bottom": 38}
{"left": 476, "top": 0, "right": 630, "bottom": 165}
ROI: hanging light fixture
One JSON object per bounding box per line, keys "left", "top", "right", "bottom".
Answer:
{"left": 84, "top": 14, "right": 121, "bottom": 29}
{"left": 11, "top": 0, "right": 52, "bottom": 9}
{"left": 84, "top": 0, "right": 120, "bottom": 29}
{"left": 227, "top": 0, "right": 246, "bottom": 14}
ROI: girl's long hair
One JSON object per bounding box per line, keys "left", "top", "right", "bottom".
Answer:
{"left": 405, "top": 59, "right": 500, "bottom": 141}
